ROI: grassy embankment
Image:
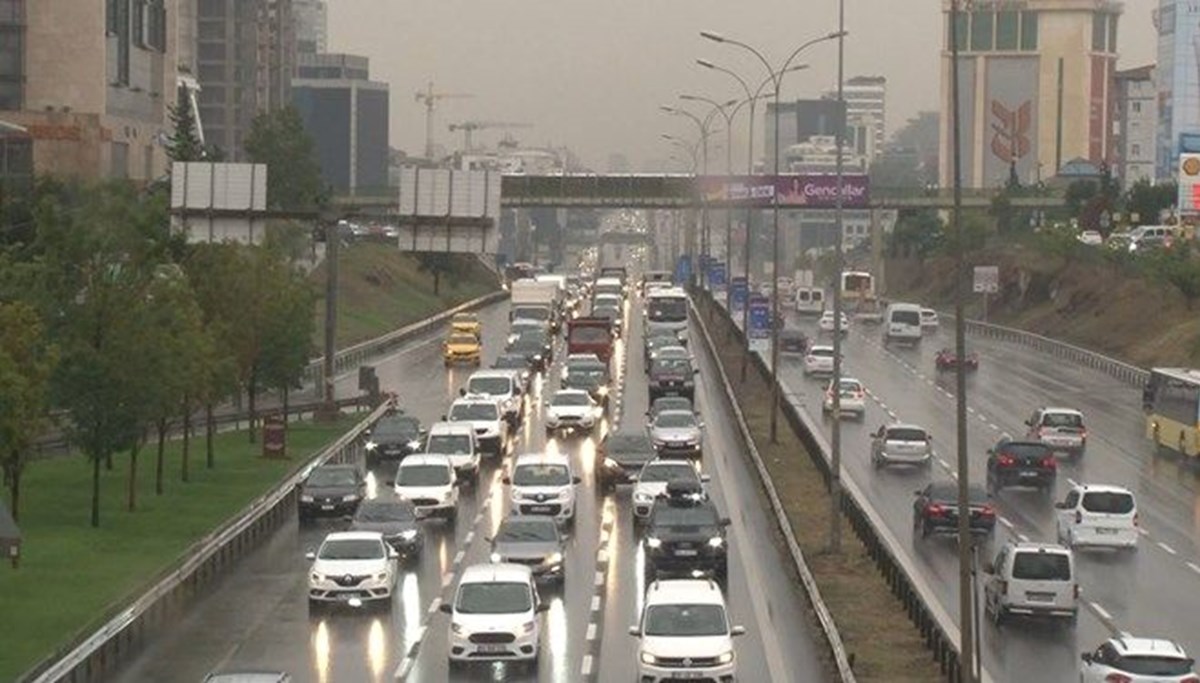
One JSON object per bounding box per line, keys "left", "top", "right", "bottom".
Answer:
{"left": 699, "top": 296, "right": 942, "bottom": 682}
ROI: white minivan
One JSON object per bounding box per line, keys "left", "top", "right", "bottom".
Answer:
{"left": 883, "top": 302, "right": 924, "bottom": 346}
{"left": 443, "top": 563, "right": 547, "bottom": 669}
{"left": 984, "top": 542, "right": 1078, "bottom": 627}
{"left": 1056, "top": 484, "right": 1138, "bottom": 550}
{"left": 795, "top": 287, "right": 825, "bottom": 315}
{"left": 504, "top": 453, "right": 582, "bottom": 524}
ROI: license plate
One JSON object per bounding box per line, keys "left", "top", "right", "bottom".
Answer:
{"left": 675, "top": 673, "right": 703, "bottom": 679}
{"left": 528, "top": 505, "right": 553, "bottom": 513}
{"left": 1020, "top": 471, "right": 1038, "bottom": 478}
{"left": 1096, "top": 528, "right": 1117, "bottom": 535}
{"left": 675, "top": 549, "right": 698, "bottom": 556}
{"left": 477, "top": 644, "right": 508, "bottom": 653}
{"left": 321, "top": 504, "right": 335, "bottom": 510}
{"left": 1027, "top": 592, "right": 1055, "bottom": 602}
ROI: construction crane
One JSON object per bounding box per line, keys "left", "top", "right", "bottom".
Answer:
{"left": 448, "top": 121, "right": 534, "bottom": 152}
{"left": 414, "top": 81, "right": 473, "bottom": 159}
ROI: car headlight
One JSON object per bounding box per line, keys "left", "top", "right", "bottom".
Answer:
{"left": 708, "top": 536, "right": 724, "bottom": 547}
{"left": 376, "top": 572, "right": 389, "bottom": 581}
{"left": 640, "top": 651, "right": 659, "bottom": 665}
{"left": 441, "top": 489, "right": 454, "bottom": 502}
{"left": 635, "top": 491, "right": 653, "bottom": 503}
{"left": 490, "top": 552, "right": 502, "bottom": 563}
{"left": 300, "top": 494, "right": 314, "bottom": 502}
{"left": 716, "top": 650, "right": 734, "bottom": 664}
{"left": 646, "top": 537, "right": 662, "bottom": 548}
{"left": 311, "top": 573, "right": 324, "bottom": 582}
{"left": 406, "top": 439, "right": 421, "bottom": 450}
{"left": 365, "top": 441, "right": 378, "bottom": 451}
{"left": 399, "top": 529, "right": 419, "bottom": 541}
{"left": 342, "top": 494, "right": 360, "bottom": 502}
{"left": 546, "top": 552, "right": 563, "bottom": 566}
{"left": 603, "top": 457, "right": 621, "bottom": 469}
{"left": 597, "top": 385, "right": 609, "bottom": 396}
{"left": 533, "top": 354, "right": 543, "bottom": 361}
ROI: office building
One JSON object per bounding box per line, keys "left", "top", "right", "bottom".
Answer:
{"left": 1156, "top": 0, "right": 1200, "bottom": 179}
{"left": 1114, "top": 65, "right": 1157, "bottom": 188}
{"left": 827, "top": 75, "right": 886, "bottom": 160}
{"left": 196, "top": 0, "right": 295, "bottom": 161}
{"left": 293, "top": 0, "right": 326, "bottom": 54}
{"left": 0, "top": 0, "right": 178, "bottom": 181}
{"left": 763, "top": 98, "right": 845, "bottom": 168}
{"left": 939, "top": 0, "right": 1122, "bottom": 188}
{"left": 292, "top": 53, "right": 389, "bottom": 192}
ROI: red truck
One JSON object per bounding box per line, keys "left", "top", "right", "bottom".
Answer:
{"left": 567, "top": 317, "right": 614, "bottom": 363}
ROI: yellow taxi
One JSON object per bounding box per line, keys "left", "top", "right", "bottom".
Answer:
{"left": 451, "top": 312, "right": 482, "bottom": 339}
{"left": 443, "top": 331, "right": 482, "bottom": 366}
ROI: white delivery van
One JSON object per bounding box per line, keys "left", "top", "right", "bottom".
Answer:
{"left": 795, "top": 287, "right": 825, "bottom": 315}
{"left": 883, "top": 302, "right": 923, "bottom": 346}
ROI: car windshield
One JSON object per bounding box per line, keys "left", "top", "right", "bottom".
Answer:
{"left": 397, "top": 464, "right": 451, "bottom": 487}
{"left": 886, "top": 428, "right": 927, "bottom": 442}
{"left": 510, "top": 340, "right": 541, "bottom": 353}
{"left": 928, "top": 483, "right": 988, "bottom": 505}
{"left": 452, "top": 314, "right": 477, "bottom": 324}
{"left": 1011, "top": 552, "right": 1071, "bottom": 580}
{"left": 496, "top": 519, "right": 559, "bottom": 543}
{"left": 1042, "top": 412, "right": 1083, "bottom": 428}
{"left": 307, "top": 468, "right": 357, "bottom": 487}
{"left": 570, "top": 327, "right": 610, "bottom": 343}
{"left": 653, "top": 399, "right": 692, "bottom": 414}
{"left": 1112, "top": 655, "right": 1195, "bottom": 676}
{"left": 449, "top": 334, "right": 477, "bottom": 346}
{"left": 654, "top": 505, "right": 719, "bottom": 527}
{"left": 468, "top": 377, "right": 512, "bottom": 395}
{"left": 450, "top": 403, "right": 499, "bottom": 421}
{"left": 318, "top": 538, "right": 384, "bottom": 560}
{"left": 567, "top": 368, "right": 606, "bottom": 382}
{"left": 354, "top": 501, "right": 416, "bottom": 523}
{"left": 513, "top": 463, "right": 571, "bottom": 486}
{"left": 593, "top": 307, "right": 619, "bottom": 319}
{"left": 834, "top": 380, "right": 862, "bottom": 393}
{"left": 892, "top": 310, "right": 920, "bottom": 325}
{"left": 553, "top": 393, "right": 590, "bottom": 407}
{"left": 456, "top": 582, "right": 533, "bottom": 614}
{"left": 809, "top": 348, "right": 833, "bottom": 358}
{"left": 655, "top": 413, "right": 697, "bottom": 429}
{"left": 427, "top": 434, "right": 472, "bottom": 454}
{"left": 652, "top": 358, "right": 692, "bottom": 374}
{"left": 373, "top": 417, "right": 419, "bottom": 438}
{"left": 647, "top": 298, "right": 688, "bottom": 322}
{"left": 996, "top": 442, "right": 1050, "bottom": 459}
{"left": 641, "top": 464, "right": 697, "bottom": 484}
{"left": 1081, "top": 491, "right": 1135, "bottom": 514}
{"left": 643, "top": 604, "right": 727, "bottom": 637}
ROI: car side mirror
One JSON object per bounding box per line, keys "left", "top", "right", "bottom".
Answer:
{"left": 536, "top": 603, "right": 550, "bottom": 613}
{"left": 1024, "top": 419, "right": 1032, "bottom": 426}
{"left": 363, "top": 428, "right": 372, "bottom": 437}
{"left": 1081, "top": 653, "right": 1092, "bottom": 664}
{"left": 439, "top": 603, "right": 453, "bottom": 614}
{"left": 459, "top": 388, "right": 466, "bottom": 397}
{"left": 720, "top": 517, "right": 731, "bottom": 527}
{"left": 693, "top": 368, "right": 700, "bottom": 375}
{"left": 731, "top": 625, "right": 747, "bottom": 637}
{"left": 420, "top": 428, "right": 428, "bottom": 436}
{"left": 698, "top": 422, "right": 706, "bottom": 429}
{"left": 572, "top": 476, "right": 582, "bottom": 485}
{"left": 983, "top": 561, "right": 995, "bottom": 574}
{"left": 440, "top": 414, "right": 447, "bottom": 421}
{"left": 628, "top": 625, "right": 641, "bottom": 637}
{"left": 1054, "top": 502, "right": 1069, "bottom": 510}
{"left": 305, "top": 550, "right": 316, "bottom": 561}
{"left": 986, "top": 448, "right": 994, "bottom": 455}
{"left": 913, "top": 490, "right": 923, "bottom": 496}
{"left": 502, "top": 476, "right": 512, "bottom": 485}
{"left": 700, "top": 474, "right": 712, "bottom": 483}
{"left": 388, "top": 547, "right": 399, "bottom": 559}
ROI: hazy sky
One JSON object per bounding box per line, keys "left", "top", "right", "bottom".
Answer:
{"left": 329, "top": 1, "right": 1156, "bottom": 171}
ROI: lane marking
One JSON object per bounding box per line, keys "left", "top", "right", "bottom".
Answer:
{"left": 427, "top": 597, "right": 441, "bottom": 616}
{"left": 393, "top": 656, "right": 413, "bottom": 680}
{"left": 463, "top": 531, "right": 474, "bottom": 545}
{"left": 998, "top": 517, "right": 1015, "bottom": 530}
{"left": 595, "top": 570, "right": 605, "bottom": 587}
{"left": 442, "top": 572, "right": 453, "bottom": 588}
{"left": 1090, "top": 601, "right": 1113, "bottom": 622}
{"left": 581, "top": 654, "right": 594, "bottom": 676}
{"left": 1158, "top": 542, "right": 1178, "bottom": 556}
{"left": 452, "top": 550, "right": 465, "bottom": 565}
{"left": 591, "top": 594, "right": 601, "bottom": 612}
{"left": 1187, "top": 562, "right": 1200, "bottom": 576}
{"left": 586, "top": 622, "right": 598, "bottom": 640}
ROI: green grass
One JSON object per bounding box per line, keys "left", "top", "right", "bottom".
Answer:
{"left": 0, "top": 416, "right": 361, "bottom": 682}
{"left": 311, "top": 244, "right": 500, "bottom": 349}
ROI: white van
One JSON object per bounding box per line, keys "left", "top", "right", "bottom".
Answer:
{"left": 883, "top": 302, "right": 923, "bottom": 346}
{"left": 463, "top": 370, "right": 524, "bottom": 427}
{"left": 795, "top": 287, "right": 825, "bottom": 315}
{"left": 1055, "top": 484, "right": 1138, "bottom": 550}
{"left": 983, "top": 542, "right": 1078, "bottom": 627}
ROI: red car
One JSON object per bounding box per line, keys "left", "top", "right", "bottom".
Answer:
{"left": 935, "top": 348, "right": 979, "bottom": 371}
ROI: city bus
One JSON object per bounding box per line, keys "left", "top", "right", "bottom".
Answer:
{"left": 1144, "top": 367, "right": 1200, "bottom": 458}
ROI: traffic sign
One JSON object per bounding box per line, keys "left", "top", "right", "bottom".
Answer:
{"left": 973, "top": 265, "right": 999, "bottom": 294}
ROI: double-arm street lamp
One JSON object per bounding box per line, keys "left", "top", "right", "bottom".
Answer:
{"left": 700, "top": 28, "right": 845, "bottom": 444}
{"left": 661, "top": 105, "right": 723, "bottom": 288}
{"left": 679, "top": 94, "right": 740, "bottom": 303}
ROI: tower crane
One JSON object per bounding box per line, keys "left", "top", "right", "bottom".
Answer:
{"left": 414, "top": 81, "right": 473, "bottom": 159}
{"left": 447, "top": 121, "right": 534, "bottom": 152}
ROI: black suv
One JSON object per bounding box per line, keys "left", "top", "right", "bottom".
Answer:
{"left": 986, "top": 438, "right": 1056, "bottom": 494}
{"left": 363, "top": 413, "right": 425, "bottom": 467}
{"left": 297, "top": 464, "right": 365, "bottom": 521}
{"left": 647, "top": 356, "right": 698, "bottom": 402}
{"left": 643, "top": 480, "right": 730, "bottom": 585}
{"left": 912, "top": 481, "right": 995, "bottom": 539}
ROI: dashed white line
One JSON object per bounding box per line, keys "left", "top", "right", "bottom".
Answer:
{"left": 1090, "top": 601, "right": 1113, "bottom": 622}
{"left": 1137, "top": 527, "right": 1149, "bottom": 537}
{"left": 597, "top": 550, "right": 609, "bottom": 564}
{"left": 586, "top": 622, "right": 598, "bottom": 640}
{"left": 1066, "top": 477, "right": 1079, "bottom": 488}
{"left": 1187, "top": 562, "right": 1200, "bottom": 576}
{"left": 427, "top": 597, "right": 442, "bottom": 615}
{"left": 393, "top": 656, "right": 413, "bottom": 680}
{"left": 998, "top": 517, "right": 1015, "bottom": 530}
{"left": 987, "top": 423, "right": 1000, "bottom": 431}
{"left": 452, "top": 550, "right": 465, "bottom": 565}
{"left": 581, "top": 654, "right": 595, "bottom": 676}
{"left": 463, "top": 531, "right": 474, "bottom": 545}
{"left": 1016, "top": 532, "right": 1030, "bottom": 542}
{"left": 595, "top": 571, "right": 605, "bottom": 586}
{"left": 441, "top": 573, "right": 453, "bottom": 588}
{"left": 1157, "top": 542, "right": 1178, "bottom": 556}
{"left": 590, "top": 595, "right": 601, "bottom": 612}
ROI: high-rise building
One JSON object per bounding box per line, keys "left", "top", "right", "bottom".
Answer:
{"left": 763, "top": 99, "right": 845, "bottom": 168}
{"left": 828, "top": 75, "right": 886, "bottom": 159}
{"left": 1155, "top": 1, "right": 1200, "bottom": 179}
{"left": 1114, "top": 65, "right": 1157, "bottom": 188}
{"left": 0, "top": 0, "right": 178, "bottom": 181}
{"left": 196, "top": 0, "right": 295, "bottom": 161}
{"left": 939, "top": 0, "right": 1121, "bottom": 188}
{"left": 293, "top": 0, "right": 327, "bottom": 54}
{"left": 292, "top": 53, "right": 389, "bottom": 192}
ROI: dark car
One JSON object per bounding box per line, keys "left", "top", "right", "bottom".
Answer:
{"left": 648, "top": 355, "right": 698, "bottom": 401}
{"left": 297, "top": 464, "right": 365, "bottom": 521}
{"left": 506, "top": 336, "right": 549, "bottom": 373}
{"left": 912, "top": 481, "right": 995, "bottom": 539}
{"left": 512, "top": 328, "right": 553, "bottom": 360}
{"left": 364, "top": 414, "right": 425, "bottom": 467}
{"left": 643, "top": 480, "right": 730, "bottom": 585}
{"left": 349, "top": 499, "right": 423, "bottom": 560}
{"left": 592, "top": 305, "right": 623, "bottom": 336}
{"left": 986, "top": 438, "right": 1057, "bottom": 494}
{"left": 491, "top": 353, "right": 534, "bottom": 390}
{"left": 597, "top": 432, "right": 658, "bottom": 491}
{"left": 562, "top": 360, "right": 611, "bottom": 406}
{"left": 935, "top": 347, "right": 979, "bottom": 371}
{"left": 488, "top": 514, "right": 566, "bottom": 584}
{"left": 646, "top": 396, "right": 695, "bottom": 425}
{"left": 780, "top": 328, "right": 808, "bottom": 355}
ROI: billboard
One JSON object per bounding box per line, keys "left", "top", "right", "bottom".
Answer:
{"left": 1178, "top": 153, "right": 1200, "bottom": 214}
{"left": 698, "top": 174, "right": 869, "bottom": 208}
{"left": 748, "top": 295, "right": 771, "bottom": 353}
{"left": 983, "top": 57, "right": 1038, "bottom": 186}
{"left": 170, "top": 162, "right": 268, "bottom": 244}
{"left": 1156, "top": 0, "right": 1200, "bottom": 179}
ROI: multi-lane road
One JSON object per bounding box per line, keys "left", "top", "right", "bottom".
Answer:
{"left": 760, "top": 305, "right": 1200, "bottom": 683}
{"left": 110, "top": 286, "right": 827, "bottom": 682}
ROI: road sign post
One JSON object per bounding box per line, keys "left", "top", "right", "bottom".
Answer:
{"left": 973, "top": 265, "right": 999, "bottom": 322}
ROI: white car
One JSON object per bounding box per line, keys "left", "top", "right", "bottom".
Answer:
{"left": 392, "top": 455, "right": 458, "bottom": 522}
{"left": 424, "top": 421, "right": 481, "bottom": 483}
{"left": 818, "top": 310, "right": 849, "bottom": 334}
{"left": 464, "top": 370, "right": 525, "bottom": 426}
{"left": 919, "top": 308, "right": 939, "bottom": 328}
{"left": 1081, "top": 636, "right": 1197, "bottom": 682}
{"left": 1077, "top": 230, "right": 1104, "bottom": 246}
{"left": 983, "top": 541, "right": 1078, "bottom": 626}
{"left": 505, "top": 452, "right": 581, "bottom": 524}
{"left": 822, "top": 377, "right": 866, "bottom": 419}
{"left": 803, "top": 345, "right": 836, "bottom": 376}
{"left": 443, "top": 563, "right": 547, "bottom": 667}
{"left": 544, "top": 388, "right": 602, "bottom": 434}
{"left": 1055, "top": 484, "right": 1139, "bottom": 550}
{"left": 632, "top": 459, "right": 708, "bottom": 523}
{"left": 306, "top": 531, "right": 398, "bottom": 610}
{"left": 447, "top": 396, "right": 508, "bottom": 458}
{"left": 630, "top": 579, "right": 745, "bottom": 682}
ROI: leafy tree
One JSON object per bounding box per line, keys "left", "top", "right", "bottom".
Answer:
{"left": 0, "top": 302, "right": 57, "bottom": 521}
{"left": 258, "top": 252, "right": 317, "bottom": 419}
{"left": 166, "top": 97, "right": 204, "bottom": 162}
{"left": 1124, "top": 179, "right": 1177, "bottom": 227}
{"left": 416, "top": 252, "right": 458, "bottom": 295}
{"left": 244, "top": 106, "right": 326, "bottom": 211}
{"left": 1065, "top": 180, "right": 1098, "bottom": 218}
{"left": 890, "top": 209, "right": 944, "bottom": 258}
{"left": 182, "top": 243, "right": 243, "bottom": 460}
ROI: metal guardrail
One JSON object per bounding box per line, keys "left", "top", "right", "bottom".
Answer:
{"left": 699, "top": 291, "right": 993, "bottom": 683}
{"left": 689, "top": 297, "right": 856, "bottom": 682}
{"left": 24, "top": 401, "right": 389, "bottom": 683}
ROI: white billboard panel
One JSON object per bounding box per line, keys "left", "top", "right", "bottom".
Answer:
{"left": 170, "top": 162, "right": 269, "bottom": 244}
{"left": 398, "top": 168, "right": 501, "bottom": 218}
{"left": 396, "top": 223, "right": 499, "bottom": 254}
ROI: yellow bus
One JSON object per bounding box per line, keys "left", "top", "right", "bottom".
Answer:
{"left": 1144, "top": 368, "right": 1200, "bottom": 458}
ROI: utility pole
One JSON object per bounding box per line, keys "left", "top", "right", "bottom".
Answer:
{"left": 320, "top": 220, "right": 339, "bottom": 420}
{"left": 829, "top": 0, "right": 846, "bottom": 553}
{"left": 414, "top": 81, "right": 474, "bottom": 160}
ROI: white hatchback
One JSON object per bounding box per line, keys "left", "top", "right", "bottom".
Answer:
{"left": 632, "top": 459, "right": 709, "bottom": 523}
{"left": 822, "top": 377, "right": 866, "bottom": 419}
{"left": 818, "top": 310, "right": 849, "bottom": 334}
{"left": 630, "top": 579, "right": 745, "bottom": 682}
{"left": 306, "top": 531, "right": 397, "bottom": 610}
{"left": 392, "top": 455, "right": 458, "bottom": 522}
{"left": 544, "top": 389, "right": 602, "bottom": 434}
{"left": 1056, "top": 484, "right": 1138, "bottom": 550}
{"left": 1081, "top": 636, "right": 1197, "bottom": 682}
{"left": 443, "top": 563, "right": 547, "bottom": 668}
{"left": 505, "top": 453, "right": 581, "bottom": 524}
{"left": 803, "top": 345, "right": 836, "bottom": 376}
{"left": 919, "top": 308, "right": 939, "bottom": 328}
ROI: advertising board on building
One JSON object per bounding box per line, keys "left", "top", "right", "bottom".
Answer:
{"left": 395, "top": 168, "right": 502, "bottom": 254}
{"left": 1178, "top": 153, "right": 1200, "bottom": 214}
{"left": 730, "top": 276, "right": 748, "bottom": 313}
{"left": 698, "top": 174, "right": 870, "bottom": 208}
{"left": 983, "top": 57, "right": 1038, "bottom": 186}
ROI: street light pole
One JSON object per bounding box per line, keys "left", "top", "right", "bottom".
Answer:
{"left": 680, "top": 95, "right": 738, "bottom": 296}
{"left": 829, "top": 0, "right": 847, "bottom": 554}
{"left": 662, "top": 105, "right": 720, "bottom": 289}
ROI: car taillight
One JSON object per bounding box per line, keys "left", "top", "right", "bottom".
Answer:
{"left": 1103, "top": 674, "right": 1132, "bottom": 683}
{"left": 926, "top": 503, "right": 947, "bottom": 517}
{"left": 1040, "top": 455, "right": 1057, "bottom": 470}
{"left": 1179, "top": 676, "right": 1200, "bottom": 683}
{"left": 979, "top": 505, "right": 996, "bottom": 518}
{"left": 1073, "top": 584, "right": 1080, "bottom": 600}
{"left": 997, "top": 454, "right": 1016, "bottom": 467}
{"left": 1133, "top": 513, "right": 1139, "bottom": 527}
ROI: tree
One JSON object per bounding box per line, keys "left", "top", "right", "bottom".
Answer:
{"left": 1124, "top": 179, "right": 1177, "bottom": 227}
{"left": 182, "top": 243, "right": 243, "bottom": 460}
{"left": 416, "top": 253, "right": 457, "bottom": 295}
{"left": 1065, "top": 180, "right": 1098, "bottom": 218}
{"left": 166, "top": 97, "right": 204, "bottom": 162}
{"left": 0, "top": 302, "right": 57, "bottom": 521}
{"left": 890, "top": 209, "right": 944, "bottom": 258}
{"left": 258, "top": 260, "right": 317, "bottom": 418}
{"left": 244, "top": 106, "right": 325, "bottom": 211}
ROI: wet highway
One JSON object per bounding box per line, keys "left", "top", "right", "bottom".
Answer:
{"left": 738, "top": 301, "right": 1200, "bottom": 683}
{"left": 112, "top": 283, "right": 827, "bottom": 682}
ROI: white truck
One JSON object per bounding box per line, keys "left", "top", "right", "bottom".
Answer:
{"left": 510, "top": 279, "right": 561, "bottom": 332}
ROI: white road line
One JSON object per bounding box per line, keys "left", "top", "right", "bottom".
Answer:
{"left": 595, "top": 571, "right": 605, "bottom": 586}
{"left": 392, "top": 656, "right": 413, "bottom": 681}
{"left": 1017, "top": 532, "right": 1030, "bottom": 542}
{"left": 1090, "top": 601, "right": 1114, "bottom": 622}
{"left": 1187, "top": 562, "right": 1200, "bottom": 575}
{"left": 442, "top": 573, "right": 453, "bottom": 588}
{"left": 1137, "top": 527, "right": 1149, "bottom": 537}
{"left": 586, "top": 622, "right": 598, "bottom": 640}
{"left": 473, "top": 512, "right": 484, "bottom": 526}
{"left": 452, "top": 550, "right": 465, "bottom": 565}
{"left": 1066, "top": 478, "right": 1079, "bottom": 488}
{"left": 1157, "top": 542, "right": 1178, "bottom": 556}
{"left": 998, "top": 517, "right": 1015, "bottom": 530}
{"left": 987, "top": 423, "right": 1000, "bottom": 431}
{"left": 591, "top": 595, "right": 601, "bottom": 612}
{"left": 463, "top": 531, "right": 474, "bottom": 545}
{"left": 597, "top": 550, "right": 609, "bottom": 564}
{"left": 427, "top": 597, "right": 442, "bottom": 615}
{"left": 581, "top": 654, "right": 595, "bottom": 676}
